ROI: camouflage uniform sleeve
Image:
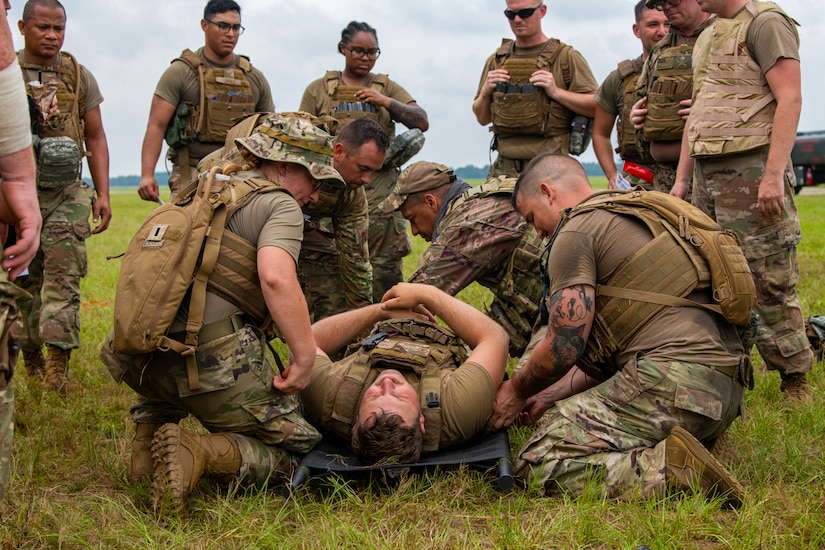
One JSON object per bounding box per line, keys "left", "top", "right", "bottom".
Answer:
{"left": 407, "top": 198, "right": 523, "bottom": 296}
{"left": 331, "top": 187, "right": 373, "bottom": 308}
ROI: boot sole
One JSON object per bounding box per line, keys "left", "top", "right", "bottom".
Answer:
{"left": 150, "top": 423, "right": 190, "bottom": 518}
{"left": 668, "top": 426, "right": 745, "bottom": 508}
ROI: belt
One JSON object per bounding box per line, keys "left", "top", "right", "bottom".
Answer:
{"left": 710, "top": 363, "right": 737, "bottom": 378}
{"left": 168, "top": 315, "right": 249, "bottom": 344}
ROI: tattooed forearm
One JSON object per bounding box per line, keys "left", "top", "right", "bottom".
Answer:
{"left": 387, "top": 100, "right": 429, "bottom": 130}
{"left": 511, "top": 285, "right": 595, "bottom": 400}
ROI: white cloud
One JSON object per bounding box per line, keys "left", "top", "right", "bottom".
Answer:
{"left": 9, "top": 0, "right": 823, "bottom": 177}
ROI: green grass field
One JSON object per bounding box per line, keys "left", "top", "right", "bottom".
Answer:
{"left": 3, "top": 181, "right": 824, "bottom": 548}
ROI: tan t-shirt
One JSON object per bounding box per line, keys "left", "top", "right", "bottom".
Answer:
{"left": 192, "top": 173, "right": 303, "bottom": 325}
{"left": 302, "top": 354, "right": 495, "bottom": 450}
{"left": 548, "top": 208, "right": 743, "bottom": 369}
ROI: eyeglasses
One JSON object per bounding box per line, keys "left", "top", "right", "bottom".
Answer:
{"left": 205, "top": 19, "right": 245, "bottom": 35}
{"left": 504, "top": 3, "right": 543, "bottom": 20}
{"left": 342, "top": 45, "right": 381, "bottom": 60}
{"left": 313, "top": 180, "right": 323, "bottom": 192}
{"left": 653, "top": 0, "right": 681, "bottom": 10}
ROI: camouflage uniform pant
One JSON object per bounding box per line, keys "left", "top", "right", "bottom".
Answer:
{"left": 488, "top": 156, "right": 526, "bottom": 179}
{"left": 100, "top": 322, "right": 321, "bottom": 483}
{"left": 515, "top": 356, "right": 742, "bottom": 498}
{"left": 16, "top": 180, "right": 93, "bottom": 351}
{"left": 0, "top": 266, "right": 27, "bottom": 502}
{"left": 167, "top": 162, "right": 199, "bottom": 202}
{"left": 693, "top": 149, "right": 813, "bottom": 374}
{"left": 298, "top": 246, "right": 349, "bottom": 322}
{"left": 365, "top": 168, "right": 411, "bottom": 301}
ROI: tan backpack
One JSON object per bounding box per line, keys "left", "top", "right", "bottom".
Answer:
{"left": 112, "top": 165, "right": 282, "bottom": 390}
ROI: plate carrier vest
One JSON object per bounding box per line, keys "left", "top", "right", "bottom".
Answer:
{"left": 324, "top": 319, "right": 469, "bottom": 453}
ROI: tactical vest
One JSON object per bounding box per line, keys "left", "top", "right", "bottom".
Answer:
{"left": 19, "top": 50, "right": 85, "bottom": 151}
{"left": 444, "top": 177, "right": 545, "bottom": 356}
{"left": 615, "top": 58, "right": 647, "bottom": 160}
{"left": 175, "top": 49, "right": 256, "bottom": 145}
{"left": 551, "top": 189, "right": 754, "bottom": 380}
{"left": 324, "top": 71, "right": 394, "bottom": 139}
{"left": 643, "top": 31, "right": 700, "bottom": 142}
{"left": 323, "top": 318, "right": 469, "bottom": 453}
{"left": 490, "top": 39, "right": 573, "bottom": 142}
{"left": 689, "top": 2, "right": 792, "bottom": 158}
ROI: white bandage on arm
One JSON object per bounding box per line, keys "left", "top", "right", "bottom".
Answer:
{"left": 0, "top": 60, "right": 33, "bottom": 156}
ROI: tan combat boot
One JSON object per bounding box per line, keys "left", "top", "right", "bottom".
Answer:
{"left": 150, "top": 423, "right": 242, "bottom": 518}
{"left": 129, "top": 423, "right": 163, "bottom": 481}
{"left": 665, "top": 426, "right": 745, "bottom": 508}
{"left": 43, "top": 345, "right": 73, "bottom": 396}
{"left": 779, "top": 372, "right": 810, "bottom": 403}
{"left": 22, "top": 348, "right": 45, "bottom": 381}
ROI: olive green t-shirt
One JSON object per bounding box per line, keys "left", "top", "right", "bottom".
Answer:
{"left": 302, "top": 354, "right": 495, "bottom": 450}
{"left": 548, "top": 208, "right": 744, "bottom": 369}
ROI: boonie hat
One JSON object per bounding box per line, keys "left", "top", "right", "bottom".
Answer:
{"left": 380, "top": 161, "right": 456, "bottom": 213}
{"left": 235, "top": 113, "right": 345, "bottom": 186}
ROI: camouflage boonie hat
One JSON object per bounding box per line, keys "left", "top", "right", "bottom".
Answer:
{"left": 235, "top": 113, "right": 345, "bottom": 186}
{"left": 380, "top": 160, "right": 456, "bottom": 213}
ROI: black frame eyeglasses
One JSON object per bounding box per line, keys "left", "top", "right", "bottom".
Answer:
{"left": 342, "top": 45, "right": 381, "bottom": 60}
{"left": 205, "top": 19, "right": 245, "bottom": 35}
{"left": 504, "top": 4, "right": 543, "bottom": 20}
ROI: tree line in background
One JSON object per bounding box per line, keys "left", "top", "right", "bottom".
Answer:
{"left": 102, "top": 162, "right": 608, "bottom": 187}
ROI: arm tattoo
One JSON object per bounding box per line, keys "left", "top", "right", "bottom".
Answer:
{"left": 514, "top": 286, "right": 592, "bottom": 397}
{"left": 387, "top": 99, "right": 428, "bottom": 130}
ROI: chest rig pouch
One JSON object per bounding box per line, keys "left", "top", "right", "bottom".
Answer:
{"left": 326, "top": 71, "right": 390, "bottom": 136}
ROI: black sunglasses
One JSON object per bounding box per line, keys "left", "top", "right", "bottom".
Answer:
{"left": 504, "top": 4, "right": 543, "bottom": 20}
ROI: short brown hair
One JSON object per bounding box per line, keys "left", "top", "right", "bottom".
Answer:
{"left": 351, "top": 410, "right": 423, "bottom": 464}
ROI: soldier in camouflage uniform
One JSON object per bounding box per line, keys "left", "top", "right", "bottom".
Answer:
{"left": 100, "top": 115, "right": 343, "bottom": 517}
{"left": 137, "top": 0, "right": 274, "bottom": 203}
{"left": 630, "top": 0, "right": 710, "bottom": 194}
{"left": 381, "top": 161, "right": 545, "bottom": 357}
{"left": 673, "top": 0, "right": 813, "bottom": 401}
{"left": 0, "top": 1, "right": 42, "bottom": 503}
{"left": 488, "top": 154, "right": 746, "bottom": 505}
{"left": 299, "top": 21, "right": 429, "bottom": 301}
{"left": 299, "top": 117, "right": 388, "bottom": 321}
{"left": 592, "top": 1, "right": 668, "bottom": 190}
{"left": 15, "top": 0, "right": 112, "bottom": 396}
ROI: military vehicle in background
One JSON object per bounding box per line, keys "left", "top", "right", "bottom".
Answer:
{"left": 791, "top": 130, "right": 825, "bottom": 194}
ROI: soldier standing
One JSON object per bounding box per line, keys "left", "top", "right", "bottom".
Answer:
{"left": 592, "top": 0, "right": 669, "bottom": 190}
{"left": 631, "top": 0, "right": 710, "bottom": 193}
{"left": 137, "top": 0, "right": 274, "bottom": 203}
{"left": 15, "top": 0, "right": 111, "bottom": 395}
{"left": 0, "top": 0, "right": 41, "bottom": 503}
{"left": 472, "top": 0, "right": 598, "bottom": 178}
{"left": 673, "top": 0, "right": 813, "bottom": 401}
{"left": 300, "top": 21, "right": 429, "bottom": 302}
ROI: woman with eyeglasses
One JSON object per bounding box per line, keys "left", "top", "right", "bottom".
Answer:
{"left": 300, "top": 20, "right": 429, "bottom": 303}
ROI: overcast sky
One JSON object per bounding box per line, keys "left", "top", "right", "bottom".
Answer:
{"left": 9, "top": 0, "right": 824, "bottom": 178}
